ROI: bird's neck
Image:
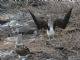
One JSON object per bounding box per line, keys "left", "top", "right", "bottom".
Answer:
{"left": 16, "top": 34, "right": 23, "bottom": 46}
{"left": 48, "top": 18, "right": 54, "bottom": 31}
{"left": 49, "top": 26, "right": 53, "bottom": 31}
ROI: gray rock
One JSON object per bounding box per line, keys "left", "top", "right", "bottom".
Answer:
{"left": 0, "top": 50, "right": 17, "bottom": 60}
{"left": 68, "top": 55, "right": 80, "bottom": 60}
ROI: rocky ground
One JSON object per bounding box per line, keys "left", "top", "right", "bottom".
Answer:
{"left": 0, "top": 1, "right": 80, "bottom": 60}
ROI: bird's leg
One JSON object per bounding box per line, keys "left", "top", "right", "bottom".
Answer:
{"left": 7, "top": 24, "right": 12, "bottom": 37}
{"left": 49, "top": 37, "right": 51, "bottom": 41}
{"left": 48, "top": 36, "right": 52, "bottom": 41}
{"left": 33, "top": 30, "right": 38, "bottom": 37}
{"left": 34, "top": 29, "right": 41, "bottom": 38}
{"left": 31, "top": 30, "right": 38, "bottom": 42}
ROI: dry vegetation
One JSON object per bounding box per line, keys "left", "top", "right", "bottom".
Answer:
{"left": 0, "top": 0, "right": 80, "bottom": 60}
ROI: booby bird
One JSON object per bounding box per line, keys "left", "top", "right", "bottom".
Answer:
{"left": 28, "top": 9, "right": 48, "bottom": 30}
{"left": 15, "top": 34, "right": 30, "bottom": 60}
{"left": 28, "top": 9, "right": 55, "bottom": 40}
{"left": 47, "top": 15, "right": 55, "bottom": 40}
{"left": 53, "top": 8, "right": 73, "bottom": 30}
